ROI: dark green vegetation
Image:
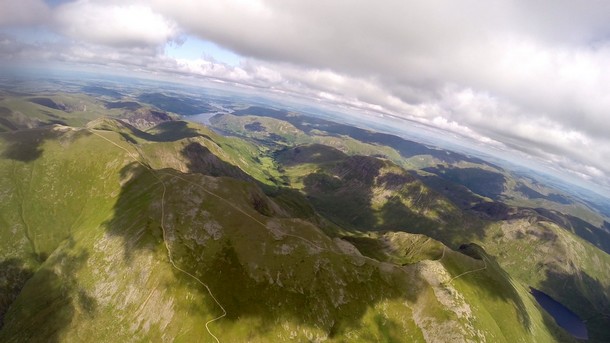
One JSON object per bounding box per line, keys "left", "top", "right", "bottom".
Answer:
{"left": 0, "top": 86, "right": 608, "bottom": 342}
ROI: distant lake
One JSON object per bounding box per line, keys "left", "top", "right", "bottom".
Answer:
{"left": 530, "top": 287, "right": 588, "bottom": 340}
{"left": 188, "top": 112, "right": 218, "bottom": 125}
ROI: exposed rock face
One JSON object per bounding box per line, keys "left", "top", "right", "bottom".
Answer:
{"left": 121, "top": 108, "right": 174, "bottom": 130}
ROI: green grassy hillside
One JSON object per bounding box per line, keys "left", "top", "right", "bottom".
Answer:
{"left": 211, "top": 110, "right": 610, "bottom": 342}
{"left": 276, "top": 144, "right": 483, "bottom": 245}
{"left": 482, "top": 218, "right": 610, "bottom": 341}
{"left": 0, "top": 90, "right": 178, "bottom": 133}
{"left": 0, "top": 119, "right": 578, "bottom": 342}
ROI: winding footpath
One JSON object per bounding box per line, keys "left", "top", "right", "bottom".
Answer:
{"left": 446, "top": 254, "right": 488, "bottom": 284}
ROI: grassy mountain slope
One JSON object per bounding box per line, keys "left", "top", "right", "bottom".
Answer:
{"left": 209, "top": 108, "right": 610, "bottom": 340}
{"left": 211, "top": 113, "right": 406, "bottom": 164}
{"left": 275, "top": 144, "right": 482, "bottom": 246}
{"left": 0, "top": 90, "right": 178, "bottom": 133}
{"left": 276, "top": 143, "right": 610, "bottom": 341}
{"left": 0, "top": 119, "right": 573, "bottom": 342}
{"left": 212, "top": 109, "right": 609, "bottom": 228}
{"left": 483, "top": 218, "right": 610, "bottom": 341}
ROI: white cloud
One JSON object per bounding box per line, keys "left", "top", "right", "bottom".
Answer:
{"left": 3, "top": 0, "right": 610, "bottom": 190}
{"left": 0, "top": 0, "right": 50, "bottom": 27}
{"left": 54, "top": 1, "right": 179, "bottom": 48}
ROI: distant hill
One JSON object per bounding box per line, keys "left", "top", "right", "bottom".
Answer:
{"left": 137, "top": 92, "right": 214, "bottom": 115}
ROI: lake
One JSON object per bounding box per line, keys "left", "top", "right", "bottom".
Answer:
{"left": 530, "top": 287, "right": 588, "bottom": 340}
{"left": 188, "top": 112, "right": 218, "bottom": 125}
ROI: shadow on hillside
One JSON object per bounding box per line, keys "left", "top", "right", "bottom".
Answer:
{"left": 516, "top": 183, "right": 572, "bottom": 205}
{"left": 297, "top": 153, "right": 488, "bottom": 246}
{"left": 182, "top": 142, "right": 252, "bottom": 182}
{"left": 422, "top": 166, "right": 507, "bottom": 200}
{"left": 0, "top": 107, "right": 68, "bottom": 132}
{"left": 468, "top": 201, "right": 610, "bottom": 255}
{"left": 0, "top": 107, "right": 19, "bottom": 131}
{"left": 0, "top": 239, "right": 97, "bottom": 342}
{"left": 300, "top": 154, "right": 386, "bottom": 231}
{"left": 419, "top": 173, "right": 484, "bottom": 209}
{"left": 0, "top": 127, "right": 68, "bottom": 162}
{"left": 128, "top": 121, "right": 203, "bottom": 142}
{"left": 102, "top": 163, "right": 162, "bottom": 261}
{"left": 28, "top": 97, "right": 67, "bottom": 111}
{"left": 340, "top": 236, "right": 390, "bottom": 262}
{"left": 92, "top": 119, "right": 204, "bottom": 144}
{"left": 274, "top": 144, "right": 348, "bottom": 166}
{"left": 534, "top": 208, "right": 610, "bottom": 254}
{"left": 304, "top": 171, "right": 378, "bottom": 229}
{"left": 0, "top": 259, "right": 33, "bottom": 328}
{"left": 379, "top": 196, "right": 442, "bottom": 234}
{"left": 538, "top": 268, "right": 610, "bottom": 342}
{"left": 103, "top": 100, "right": 142, "bottom": 110}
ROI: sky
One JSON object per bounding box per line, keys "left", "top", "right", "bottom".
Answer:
{"left": 1, "top": 0, "right": 610, "bottom": 194}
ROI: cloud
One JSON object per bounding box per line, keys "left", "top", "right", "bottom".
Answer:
{"left": 146, "top": 1, "right": 610, "bottom": 132}
{"left": 0, "top": 0, "right": 51, "bottom": 26}
{"left": 2, "top": 0, "right": 610, "bottom": 191}
{"left": 147, "top": 0, "right": 610, "bottom": 186}
{"left": 54, "top": 1, "right": 179, "bottom": 48}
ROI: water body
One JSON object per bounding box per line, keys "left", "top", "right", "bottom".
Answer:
{"left": 530, "top": 287, "right": 588, "bottom": 340}
{"left": 188, "top": 112, "right": 219, "bottom": 125}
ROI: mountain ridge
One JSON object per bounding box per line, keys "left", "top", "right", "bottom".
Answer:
{"left": 0, "top": 118, "right": 579, "bottom": 342}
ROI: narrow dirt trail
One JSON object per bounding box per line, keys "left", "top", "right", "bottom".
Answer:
{"left": 446, "top": 254, "right": 488, "bottom": 284}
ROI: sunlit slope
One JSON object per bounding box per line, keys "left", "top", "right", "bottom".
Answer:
{"left": 0, "top": 91, "right": 178, "bottom": 132}
{"left": 211, "top": 113, "right": 409, "bottom": 165}
{"left": 345, "top": 232, "right": 576, "bottom": 342}
{"left": 0, "top": 123, "right": 145, "bottom": 335}
{"left": 216, "top": 111, "right": 610, "bottom": 341}
{"left": 483, "top": 218, "right": 610, "bottom": 342}
{"left": 0, "top": 125, "right": 131, "bottom": 271}
{"left": 0, "top": 120, "right": 572, "bottom": 342}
